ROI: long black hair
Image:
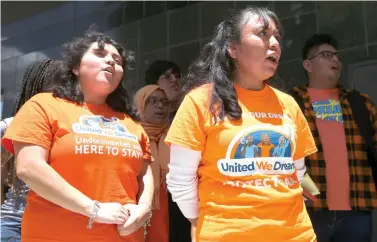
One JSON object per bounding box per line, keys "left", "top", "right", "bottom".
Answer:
{"left": 182, "top": 6, "right": 283, "bottom": 121}
{"left": 53, "top": 26, "right": 137, "bottom": 120}
{"left": 2, "top": 59, "right": 62, "bottom": 190}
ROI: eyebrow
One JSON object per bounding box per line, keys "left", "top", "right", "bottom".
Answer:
{"left": 94, "top": 48, "right": 121, "bottom": 60}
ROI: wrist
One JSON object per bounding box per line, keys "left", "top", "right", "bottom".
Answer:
{"left": 86, "top": 200, "right": 100, "bottom": 229}
{"left": 138, "top": 201, "right": 152, "bottom": 212}
{"left": 188, "top": 218, "right": 198, "bottom": 226}
{"left": 83, "top": 199, "right": 96, "bottom": 218}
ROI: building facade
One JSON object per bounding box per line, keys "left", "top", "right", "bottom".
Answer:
{"left": 1, "top": 1, "right": 377, "bottom": 118}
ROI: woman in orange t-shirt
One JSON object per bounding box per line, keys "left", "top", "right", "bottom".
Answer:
{"left": 134, "top": 85, "right": 170, "bottom": 242}
{"left": 2, "top": 28, "right": 154, "bottom": 242}
{"left": 165, "top": 6, "right": 318, "bottom": 242}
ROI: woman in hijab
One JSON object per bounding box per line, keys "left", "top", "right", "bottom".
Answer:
{"left": 134, "top": 85, "right": 170, "bottom": 242}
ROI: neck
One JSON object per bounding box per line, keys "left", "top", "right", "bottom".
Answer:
{"left": 169, "top": 99, "right": 180, "bottom": 112}
{"left": 234, "top": 71, "right": 265, "bottom": 91}
{"left": 83, "top": 93, "right": 107, "bottom": 105}
{"left": 309, "top": 76, "right": 338, "bottom": 90}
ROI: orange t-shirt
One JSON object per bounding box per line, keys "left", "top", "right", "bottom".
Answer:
{"left": 307, "top": 88, "right": 351, "bottom": 210}
{"left": 2, "top": 93, "right": 152, "bottom": 242}
{"left": 166, "top": 83, "right": 318, "bottom": 242}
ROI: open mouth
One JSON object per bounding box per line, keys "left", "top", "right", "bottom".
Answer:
{"left": 331, "top": 66, "right": 339, "bottom": 70}
{"left": 103, "top": 67, "right": 114, "bottom": 75}
{"left": 266, "top": 55, "right": 278, "bottom": 64}
{"left": 155, "top": 112, "right": 166, "bottom": 118}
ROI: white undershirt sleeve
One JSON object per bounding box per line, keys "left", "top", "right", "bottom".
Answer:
{"left": 294, "top": 157, "right": 306, "bottom": 183}
{"left": 166, "top": 144, "right": 201, "bottom": 219}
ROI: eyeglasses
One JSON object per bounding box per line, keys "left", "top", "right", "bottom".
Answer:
{"left": 308, "top": 51, "right": 342, "bottom": 61}
{"left": 146, "top": 97, "right": 169, "bottom": 107}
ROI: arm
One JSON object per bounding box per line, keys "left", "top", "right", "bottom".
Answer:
{"left": 14, "top": 142, "right": 94, "bottom": 217}
{"left": 167, "top": 144, "right": 201, "bottom": 225}
{"left": 293, "top": 157, "right": 306, "bottom": 183}
{"left": 14, "top": 142, "right": 128, "bottom": 225}
{"left": 117, "top": 133, "right": 154, "bottom": 236}
{"left": 117, "top": 160, "right": 154, "bottom": 236}
{"left": 137, "top": 160, "right": 154, "bottom": 206}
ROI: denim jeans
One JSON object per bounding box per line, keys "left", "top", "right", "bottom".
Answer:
{"left": 1, "top": 217, "right": 21, "bottom": 242}
{"left": 307, "top": 210, "right": 372, "bottom": 242}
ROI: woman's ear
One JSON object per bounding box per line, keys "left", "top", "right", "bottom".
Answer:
{"left": 72, "top": 67, "right": 79, "bottom": 77}
{"left": 227, "top": 42, "right": 237, "bottom": 59}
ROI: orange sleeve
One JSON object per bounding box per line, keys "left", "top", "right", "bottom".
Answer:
{"left": 2, "top": 96, "right": 53, "bottom": 154}
{"left": 293, "top": 102, "right": 317, "bottom": 160}
{"left": 140, "top": 128, "right": 153, "bottom": 162}
{"left": 165, "top": 94, "right": 207, "bottom": 152}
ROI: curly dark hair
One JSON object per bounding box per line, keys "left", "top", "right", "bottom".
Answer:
{"left": 2, "top": 59, "right": 62, "bottom": 191}
{"left": 182, "top": 6, "right": 283, "bottom": 121}
{"left": 53, "top": 26, "right": 137, "bottom": 120}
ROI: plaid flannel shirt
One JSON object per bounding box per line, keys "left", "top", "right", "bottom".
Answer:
{"left": 289, "top": 85, "right": 377, "bottom": 211}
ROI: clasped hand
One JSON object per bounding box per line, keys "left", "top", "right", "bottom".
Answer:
{"left": 91, "top": 202, "right": 150, "bottom": 235}
{"left": 117, "top": 203, "right": 151, "bottom": 236}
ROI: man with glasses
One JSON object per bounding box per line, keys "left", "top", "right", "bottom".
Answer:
{"left": 289, "top": 33, "right": 377, "bottom": 242}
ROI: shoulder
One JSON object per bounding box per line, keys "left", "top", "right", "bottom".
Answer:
{"left": 19, "top": 93, "right": 65, "bottom": 115}
{"left": 182, "top": 83, "right": 213, "bottom": 114}
{"left": 270, "top": 86, "right": 300, "bottom": 106}
{"left": 186, "top": 83, "right": 212, "bottom": 104}
{"left": 28, "top": 92, "right": 72, "bottom": 109}
{"left": 28, "top": 92, "right": 58, "bottom": 104}
{"left": 359, "top": 92, "right": 375, "bottom": 105}
{"left": 347, "top": 89, "right": 377, "bottom": 112}
{"left": 346, "top": 89, "right": 374, "bottom": 104}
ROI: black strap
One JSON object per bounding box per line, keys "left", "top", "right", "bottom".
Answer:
{"left": 347, "top": 91, "right": 376, "bottom": 156}
{"left": 290, "top": 91, "right": 305, "bottom": 112}
{"left": 347, "top": 90, "right": 377, "bottom": 187}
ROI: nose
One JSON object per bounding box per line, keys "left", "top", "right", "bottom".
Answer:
{"left": 105, "top": 55, "right": 115, "bottom": 66}
{"left": 157, "top": 100, "right": 164, "bottom": 109}
{"left": 169, "top": 75, "right": 178, "bottom": 83}
{"left": 332, "top": 54, "right": 340, "bottom": 63}
{"left": 269, "top": 36, "right": 280, "bottom": 52}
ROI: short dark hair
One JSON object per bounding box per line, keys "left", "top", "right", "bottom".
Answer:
{"left": 145, "top": 60, "right": 181, "bottom": 85}
{"left": 302, "top": 33, "right": 338, "bottom": 60}
{"left": 53, "top": 26, "right": 137, "bottom": 120}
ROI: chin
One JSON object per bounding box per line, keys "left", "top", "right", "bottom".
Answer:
{"left": 98, "top": 80, "right": 119, "bottom": 91}
{"left": 169, "top": 92, "right": 181, "bottom": 101}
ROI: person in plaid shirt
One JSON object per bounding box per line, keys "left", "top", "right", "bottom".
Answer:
{"left": 289, "top": 33, "right": 377, "bottom": 242}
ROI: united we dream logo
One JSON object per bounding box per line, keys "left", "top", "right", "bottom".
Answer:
{"left": 217, "top": 158, "right": 295, "bottom": 177}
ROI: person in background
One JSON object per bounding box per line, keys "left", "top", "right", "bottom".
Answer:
{"left": 145, "top": 60, "right": 192, "bottom": 242}
{"left": 289, "top": 33, "right": 376, "bottom": 242}
{"left": 2, "top": 28, "right": 153, "bottom": 242}
{"left": 0, "top": 89, "right": 4, "bottom": 120}
{"left": 145, "top": 60, "right": 182, "bottom": 123}
{"left": 1, "top": 59, "right": 62, "bottom": 242}
{"left": 134, "top": 84, "right": 170, "bottom": 242}
{"left": 165, "top": 6, "right": 318, "bottom": 242}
